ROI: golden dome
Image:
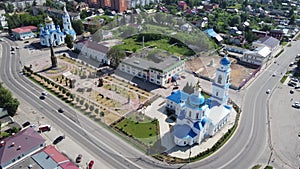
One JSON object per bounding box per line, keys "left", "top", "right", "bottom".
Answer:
{"left": 45, "top": 15, "right": 53, "bottom": 23}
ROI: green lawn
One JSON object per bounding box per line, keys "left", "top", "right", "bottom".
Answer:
{"left": 115, "top": 113, "right": 159, "bottom": 146}
{"left": 115, "top": 36, "right": 195, "bottom": 56}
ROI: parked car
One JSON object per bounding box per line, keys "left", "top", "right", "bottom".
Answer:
{"left": 88, "top": 160, "right": 94, "bottom": 169}
{"left": 288, "top": 82, "right": 297, "bottom": 87}
{"left": 173, "top": 86, "right": 179, "bottom": 90}
{"left": 22, "top": 121, "right": 30, "bottom": 128}
{"left": 53, "top": 135, "right": 65, "bottom": 145}
{"left": 290, "top": 89, "right": 295, "bottom": 94}
{"left": 291, "top": 78, "right": 299, "bottom": 83}
{"left": 295, "top": 86, "right": 300, "bottom": 89}
{"left": 76, "top": 154, "right": 82, "bottom": 163}
{"left": 38, "top": 124, "right": 51, "bottom": 132}
{"left": 266, "top": 89, "right": 271, "bottom": 94}
{"left": 292, "top": 103, "right": 300, "bottom": 109}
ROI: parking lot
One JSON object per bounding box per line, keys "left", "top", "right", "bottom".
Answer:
{"left": 268, "top": 75, "right": 300, "bottom": 168}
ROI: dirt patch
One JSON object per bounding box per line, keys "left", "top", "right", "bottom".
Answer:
{"left": 185, "top": 53, "right": 257, "bottom": 88}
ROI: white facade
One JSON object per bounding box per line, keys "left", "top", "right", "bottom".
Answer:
{"left": 167, "top": 56, "right": 232, "bottom": 146}
{"left": 242, "top": 46, "right": 271, "bottom": 66}
{"left": 74, "top": 41, "right": 110, "bottom": 65}
{"left": 119, "top": 55, "right": 185, "bottom": 87}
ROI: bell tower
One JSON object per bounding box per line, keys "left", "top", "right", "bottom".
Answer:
{"left": 211, "top": 54, "right": 231, "bottom": 105}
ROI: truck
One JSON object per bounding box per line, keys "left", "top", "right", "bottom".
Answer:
{"left": 38, "top": 124, "right": 51, "bottom": 132}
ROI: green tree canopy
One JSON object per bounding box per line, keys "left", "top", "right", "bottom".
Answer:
{"left": 107, "top": 47, "right": 126, "bottom": 68}
{"left": 0, "top": 83, "right": 20, "bottom": 116}
{"left": 72, "top": 20, "right": 84, "bottom": 35}
{"left": 65, "top": 34, "right": 73, "bottom": 49}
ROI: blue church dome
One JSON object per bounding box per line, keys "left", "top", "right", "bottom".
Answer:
{"left": 201, "top": 118, "right": 207, "bottom": 127}
{"left": 220, "top": 56, "right": 230, "bottom": 66}
{"left": 189, "top": 93, "right": 205, "bottom": 107}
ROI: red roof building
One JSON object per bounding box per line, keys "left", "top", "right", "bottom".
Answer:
{"left": 32, "top": 145, "right": 79, "bottom": 169}
{"left": 178, "top": 1, "right": 188, "bottom": 10}
{"left": 0, "top": 127, "right": 46, "bottom": 169}
{"left": 11, "top": 26, "right": 38, "bottom": 40}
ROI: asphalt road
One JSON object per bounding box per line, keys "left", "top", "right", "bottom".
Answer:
{"left": 0, "top": 36, "right": 299, "bottom": 169}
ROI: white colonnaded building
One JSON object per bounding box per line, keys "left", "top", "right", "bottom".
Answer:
{"left": 39, "top": 7, "right": 76, "bottom": 47}
{"left": 166, "top": 55, "right": 232, "bottom": 146}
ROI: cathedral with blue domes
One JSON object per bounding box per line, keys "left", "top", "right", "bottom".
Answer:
{"left": 166, "top": 55, "right": 232, "bottom": 146}
{"left": 39, "top": 7, "right": 76, "bottom": 47}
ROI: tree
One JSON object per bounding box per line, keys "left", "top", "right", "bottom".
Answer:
{"left": 107, "top": 47, "right": 126, "bottom": 68}
{"left": 65, "top": 34, "right": 73, "bottom": 49}
{"left": 91, "top": 30, "right": 103, "bottom": 42}
{"left": 7, "top": 3, "right": 14, "bottom": 13}
{"left": 0, "top": 83, "right": 19, "bottom": 116}
{"left": 72, "top": 20, "right": 84, "bottom": 35}
{"left": 230, "top": 15, "right": 241, "bottom": 27}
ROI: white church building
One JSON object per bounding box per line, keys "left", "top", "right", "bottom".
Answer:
{"left": 39, "top": 7, "right": 76, "bottom": 47}
{"left": 166, "top": 55, "right": 232, "bottom": 146}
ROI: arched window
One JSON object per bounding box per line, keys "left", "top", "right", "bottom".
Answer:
{"left": 226, "top": 75, "right": 229, "bottom": 83}
{"left": 216, "top": 91, "right": 219, "bottom": 97}
{"left": 196, "top": 113, "right": 199, "bottom": 119}
{"left": 217, "top": 75, "right": 222, "bottom": 84}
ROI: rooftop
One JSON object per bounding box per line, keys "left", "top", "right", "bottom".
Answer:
{"left": 12, "top": 26, "right": 37, "bottom": 34}
{"left": 122, "top": 48, "right": 185, "bottom": 73}
{"left": 0, "top": 127, "right": 46, "bottom": 166}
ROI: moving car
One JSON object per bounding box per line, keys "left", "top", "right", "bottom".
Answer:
{"left": 58, "top": 108, "right": 64, "bottom": 113}
{"left": 290, "top": 89, "right": 295, "bottom": 94}
{"left": 88, "top": 160, "right": 94, "bottom": 169}
{"left": 41, "top": 91, "right": 48, "bottom": 96}
{"left": 266, "top": 89, "right": 271, "bottom": 94}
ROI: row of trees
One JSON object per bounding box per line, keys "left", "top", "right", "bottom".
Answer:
{"left": 0, "top": 83, "right": 19, "bottom": 116}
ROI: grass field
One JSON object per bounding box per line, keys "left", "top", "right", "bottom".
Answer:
{"left": 115, "top": 112, "right": 159, "bottom": 146}
{"left": 115, "top": 36, "right": 195, "bottom": 56}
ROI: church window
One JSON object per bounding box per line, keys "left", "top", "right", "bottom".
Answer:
{"left": 216, "top": 91, "right": 219, "bottom": 97}
{"left": 189, "top": 111, "right": 191, "bottom": 118}
{"left": 196, "top": 113, "right": 199, "bottom": 119}
{"left": 54, "top": 34, "right": 57, "bottom": 40}
{"left": 226, "top": 75, "right": 229, "bottom": 83}
{"left": 217, "top": 75, "right": 222, "bottom": 84}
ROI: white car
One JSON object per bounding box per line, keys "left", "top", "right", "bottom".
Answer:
{"left": 41, "top": 91, "right": 48, "bottom": 96}
{"left": 266, "top": 89, "right": 271, "bottom": 94}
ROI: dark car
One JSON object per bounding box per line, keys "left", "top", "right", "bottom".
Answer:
{"left": 22, "top": 121, "right": 30, "bottom": 128}
{"left": 75, "top": 154, "right": 82, "bottom": 163}
{"left": 58, "top": 108, "right": 64, "bottom": 113}
{"left": 173, "top": 86, "right": 179, "bottom": 90}
{"left": 53, "top": 135, "right": 65, "bottom": 145}
{"left": 288, "top": 82, "right": 297, "bottom": 87}
{"left": 88, "top": 160, "right": 94, "bottom": 169}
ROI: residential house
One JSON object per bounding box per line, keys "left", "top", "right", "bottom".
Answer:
{"left": 111, "top": 0, "right": 127, "bottom": 12}
{"left": 268, "top": 29, "right": 284, "bottom": 41}
{"left": 203, "top": 3, "right": 218, "bottom": 12}
{"left": 0, "top": 10, "right": 8, "bottom": 30}
{"left": 0, "top": 127, "right": 46, "bottom": 169}
{"left": 32, "top": 145, "right": 79, "bottom": 169}
{"left": 229, "top": 35, "right": 245, "bottom": 45}
{"left": 76, "top": 2, "right": 89, "bottom": 11}
{"left": 252, "top": 36, "right": 280, "bottom": 53}
{"left": 128, "top": 0, "right": 161, "bottom": 8}
{"left": 204, "top": 28, "right": 223, "bottom": 43}
{"left": 32, "top": 6, "right": 80, "bottom": 20}
{"left": 242, "top": 46, "right": 271, "bottom": 66}
{"left": 0, "top": 108, "right": 14, "bottom": 128}
{"left": 178, "top": 1, "right": 188, "bottom": 10}
{"left": 11, "top": 26, "right": 37, "bottom": 40}
{"left": 74, "top": 40, "right": 110, "bottom": 66}
{"left": 118, "top": 48, "right": 185, "bottom": 87}
{"left": 252, "top": 29, "right": 268, "bottom": 38}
